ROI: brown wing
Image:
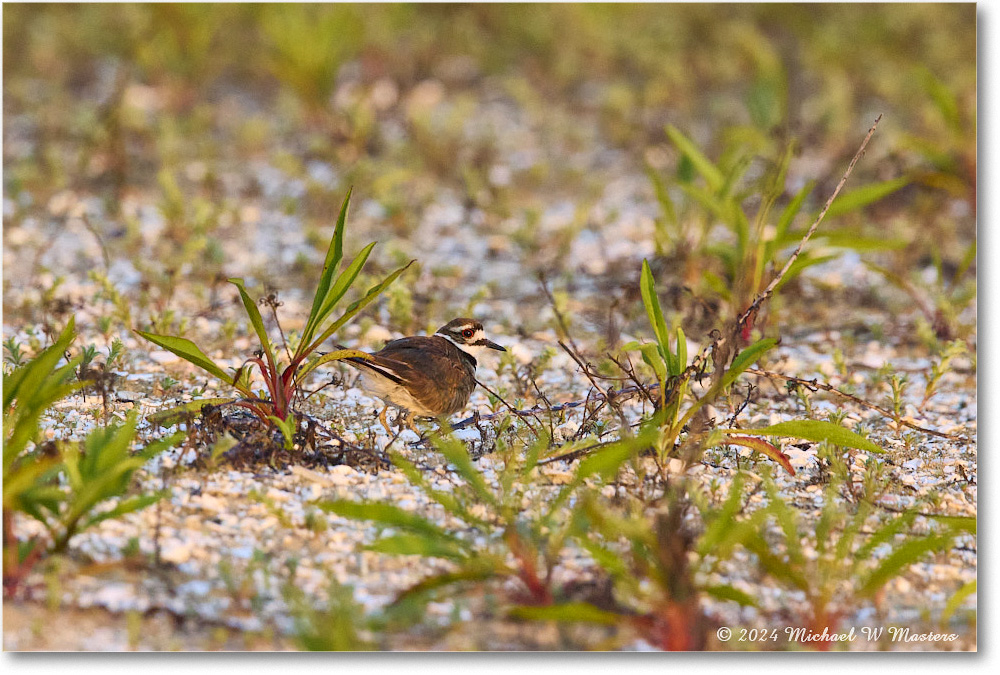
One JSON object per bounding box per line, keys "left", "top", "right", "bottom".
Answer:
{"left": 362, "top": 336, "right": 477, "bottom": 415}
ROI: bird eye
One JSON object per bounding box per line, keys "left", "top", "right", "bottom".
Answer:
{"left": 462, "top": 328, "right": 475, "bottom": 338}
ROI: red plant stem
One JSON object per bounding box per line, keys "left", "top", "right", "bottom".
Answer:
{"left": 250, "top": 356, "right": 285, "bottom": 418}
{"left": 504, "top": 529, "right": 552, "bottom": 605}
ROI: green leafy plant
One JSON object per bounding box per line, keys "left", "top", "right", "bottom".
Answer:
{"left": 4, "top": 321, "right": 83, "bottom": 593}
{"left": 3, "top": 320, "right": 182, "bottom": 596}
{"left": 137, "top": 189, "right": 412, "bottom": 425}
{"left": 319, "top": 427, "right": 657, "bottom": 621}
{"left": 514, "top": 473, "right": 759, "bottom": 650}
{"left": 923, "top": 339, "right": 967, "bottom": 407}
{"left": 284, "top": 577, "right": 378, "bottom": 651}
{"left": 40, "top": 410, "right": 181, "bottom": 554}
{"left": 731, "top": 472, "right": 971, "bottom": 650}
{"left": 3, "top": 336, "right": 26, "bottom": 370}
{"left": 626, "top": 259, "right": 881, "bottom": 475}
{"left": 649, "top": 125, "right": 907, "bottom": 315}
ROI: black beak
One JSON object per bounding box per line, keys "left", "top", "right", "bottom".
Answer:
{"left": 483, "top": 339, "right": 506, "bottom": 351}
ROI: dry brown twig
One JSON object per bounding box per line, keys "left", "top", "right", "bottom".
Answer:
{"left": 746, "top": 367, "right": 963, "bottom": 441}
{"left": 460, "top": 119, "right": 900, "bottom": 459}
{"left": 474, "top": 377, "right": 543, "bottom": 438}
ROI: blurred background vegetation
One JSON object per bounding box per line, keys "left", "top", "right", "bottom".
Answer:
{"left": 3, "top": 3, "right": 976, "bottom": 344}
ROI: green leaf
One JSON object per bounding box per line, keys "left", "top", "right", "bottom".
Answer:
{"left": 719, "top": 419, "right": 883, "bottom": 454}
{"left": 639, "top": 259, "right": 671, "bottom": 367}
{"left": 646, "top": 165, "right": 677, "bottom": 229}
{"left": 508, "top": 602, "right": 621, "bottom": 625}
{"left": 858, "top": 533, "right": 954, "bottom": 597}
{"left": 929, "top": 515, "right": 977, "bottom": 536}
{"left": 855, "top": 510, "right": 918, "bottom": 561}
{"left": 303, "top": 261, "right": 414, "bottom": 359}
{"left": 815, "top": 232, "right": 908, "bottom": 252}
{"left": 228, "top": 278, "right": 274, "bottom": 360}
{"left": 772, "top": 253, "right": 840, "bottom": 293}
{"left": 775, "top": 181, "right": 815, "bottom": 241}
{"left": 639, "top": 343, "right": 667, "bottom": 383}
{"left": 133, "top": 331, "right": 233, "bottom": 383}
{"left": 574, "top": 436, "right": 645, "bottom": 483}
{"left": 745, "top": 539, "right": 810, "bottom": 591}
{"left": 366, "top": 533, "right": 469, "bottom": 561}
{"left": 722, "top": 338, "right": 778, "bottom": 389}
{"left": 577, "top": 538, "right": 629, "bottom": 580}
{"left": 674, "top": 326, "right": 687, "bottom": 375}
{"left": 940, "top": 579, "right": 976, "bottom": 626}
{"left": 304, "top": 349, "right": 374, "bottom": 374}
{"left": 82, "top": 493, "right": 164, "bottom": 530}
{"left": 389, "top": 452, "right": 488, "bottom": 528}
{"left": 432, "top": 433, "right": 496, "bottom": 507}
{"left": 302, "top": 187, "right": 351, "bottom": 348}
{"left": 953, "top": 240, "right": 976, "bottom": 286}
{"left": 393, "top": 561, "right": 503, "bottom": 606}
{"left": 4, "top": 318, "right": 77, "bottom": 412}
{"left": 918, "top": 67, "right": 961, "bottom": 132}
{"left": 319, "top": 500, "right": 462, "bottom": 544}
{"left": 697, "top": 472, "right": 748, "bottom": 556}
{"left": 267, "top": 415, "right": 296, "bottom": 449}
{"left": 305, "top": 242, "right": 377, "bottom": 354}
{"left": 703, "top": 584, "right": 758, "bottom": 608}
{"left": 665, "top": 124, "right": 724, "bottom": 192}
{"left": 825, "top": 177, "right": 909, "bottom": 219}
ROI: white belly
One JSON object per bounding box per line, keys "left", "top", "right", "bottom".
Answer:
{"left": 358, "top": 372, "right": 439, "bottom": 417}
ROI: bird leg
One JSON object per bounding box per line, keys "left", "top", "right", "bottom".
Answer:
{"left": 377, "top": 407, "right": 393, "bottom": 435}
{"left": 401, "top": 411, "right": 420, "bottom": 434}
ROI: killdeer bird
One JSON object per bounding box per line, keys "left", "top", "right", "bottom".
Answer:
{"left": 340, "top": 318, "right": 506, "bottom": 432}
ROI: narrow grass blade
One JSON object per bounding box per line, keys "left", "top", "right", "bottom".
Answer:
{"left": 665, "top": 124, "right": 724, "bottom": 192}
{"left": 855, "top": 510, "right": 918, "bottom": 561}
{"left": 940, "top": 579, "right": 976, "bottom": 626}
{"left": 365, "top": 533, "right": 469, "bottom": 561}
{"left": 825, "top": 176, "right": 909, "bottom": 219}
{"left": 508, "top": 602, "right": 620, "bottom": 625}
{"left": 858, "top": 533, "right": 954, "bottom": 598}
{"left": 433, "top": 433, "right": 496, "bottom": 507}
{"left": 674, "top": 326, "right": 687, "bottom": 375}
{"left": 299, "top": 349, "right": 373, "bottom": 379}
{"left": 393, "top": 562, "right": 503, "bottom": 606}
{"left": 697, "top": 472, "right": 748, "bottom": 556}
{"left": 639, "top": 259, "right": 671, "bottom": 371}
{"left": 303, "top": 187, "right": 352, "bottom": 347}
{"left": 4, "top": 318, "right": 77, "bottom": 412}
{"left": 775, "top": 181, "right": 814, "bottom": 241}
{"left": 319, "top": 499, "right": 463, "bottom": 544}
{"left": 307, "top": 242, "right": 377, "bottom": 347}
{"left": 929, "top": 515, "right": 976, "bottom": 536}
{"left": 306, "top": 261, "right": 414, "bottom": 354}
{"left": 703, "top": 584, "right": 758, "bottom": 607}
{"left": 82, "top": 493, "right": 164, "bottom": 530}
{"left": 228, "top": 278, "right": 274, "bottom": 360}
